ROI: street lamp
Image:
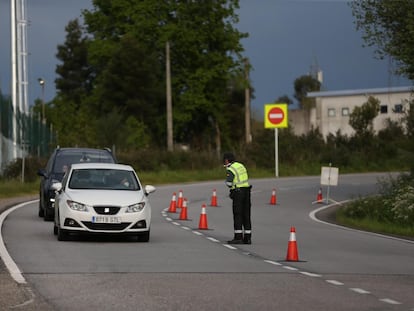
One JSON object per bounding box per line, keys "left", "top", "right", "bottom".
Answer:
{"left": 38, "top": 78, "right": 45, "bottom": 123}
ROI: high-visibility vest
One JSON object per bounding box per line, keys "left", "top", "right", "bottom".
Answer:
{"left": 228, "top": 162, "right": 249, "bottom": 189}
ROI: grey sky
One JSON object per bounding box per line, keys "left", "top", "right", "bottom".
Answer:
{"left": 0, "top": 0, "right": 411, "bottom": 117}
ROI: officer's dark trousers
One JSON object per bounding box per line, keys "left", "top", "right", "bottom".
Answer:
{"left": 232, "top": 187, "right": 251, "bottom": 234}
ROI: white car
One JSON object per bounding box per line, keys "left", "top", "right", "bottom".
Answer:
{"left": 53, "top": 163, "right": 155, "bottom": 242}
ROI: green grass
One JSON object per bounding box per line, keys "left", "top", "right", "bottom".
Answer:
{"left": 336, "top": 203, "right": 414, "bottom": 239}
{"left": 0, "top": 180, "right": 39, "bottom": 198}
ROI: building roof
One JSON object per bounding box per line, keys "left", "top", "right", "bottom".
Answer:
{"left": 307, "top": 86, "right": 413, "bottom": 98}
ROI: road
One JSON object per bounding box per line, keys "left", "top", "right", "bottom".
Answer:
{"left": 1, "top": 173, "right": 413, "bottom": 310}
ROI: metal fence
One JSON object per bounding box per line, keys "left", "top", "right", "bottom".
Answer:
{"left": 0, "top": 93, "right": 54, "bottom": 173}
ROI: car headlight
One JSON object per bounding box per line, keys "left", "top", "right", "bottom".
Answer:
{"left": 67, "top": 200, "right": 89, "bottom": 212}
{"left": 126, "top": 202, "right": 145, "bottom": 213}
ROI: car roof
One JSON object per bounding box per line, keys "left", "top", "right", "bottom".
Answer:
{"left": 55, "top": 147, "right": 113, "bottom": 154}
{"left": 70, "top": 163, "right": 134, "bottom": 171}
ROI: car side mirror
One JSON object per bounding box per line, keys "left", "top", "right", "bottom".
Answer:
{"left": 144, "top": 185, "right": 156, "bottom": 196}
{"left": 51, "top": 181, "right": 62, "bottom": 192}
{"left": 37, "top": 168, "right": 47, "bottom": 178}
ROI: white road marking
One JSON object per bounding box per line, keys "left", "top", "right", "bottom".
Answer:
{"left": 0, "top": 201, "right": 38, "bottom": 284}
{"left": 300, "top": 271, "right": 322, "bottom": 277}
{"left": 283, "top": 266, "right": 298, "bottom": 271}
{"left": 326, "top": 280, "right": 344, "bottom": 286}
{"left": 264, "top": 260, "right": 282, "bottom": 266}
{"left": 223, "top": 244, "right": 237, "bottom": 250}
{"left": 350, "top": 288, "right": 371, "bottom": 294}
{"left": 379, "top": 298, "right": 402, "bottom": 305}
{"left": 207, "top": 237, "right": 220, "bottom": 242}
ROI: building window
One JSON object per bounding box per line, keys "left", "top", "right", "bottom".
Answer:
{"left": 394, "top": 104, "right": 403, "bottom": 113}
{"left": 328, "top": 108, "right": 336, "bottom": 117}
{"left": 342, "top": 107, "right": 349, "bottom": 116}
{"left": 380, "top": 105, "right": 388, "bottom": 114}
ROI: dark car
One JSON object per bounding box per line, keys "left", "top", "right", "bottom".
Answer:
{"left": 37, "top": 147, "right": 117, "bottom": 220}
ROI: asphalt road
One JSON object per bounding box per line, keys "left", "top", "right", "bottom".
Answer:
{"left": 1, "top": 173, "right": 413, "bottom": 311}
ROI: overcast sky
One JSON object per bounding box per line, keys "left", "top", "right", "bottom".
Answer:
{"left": 0, "top": 0, "right": 411, "bottom": 116}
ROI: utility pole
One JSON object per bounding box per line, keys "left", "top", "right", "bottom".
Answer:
{"left": 166, "top": 41, "right": 173, "bottom": 151}
{"left": 244, "top": 58, "right": 252, "bottom": 144}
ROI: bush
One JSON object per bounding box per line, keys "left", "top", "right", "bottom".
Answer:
{"left": 2, "top": 157, "right": 45, "bottom": 182}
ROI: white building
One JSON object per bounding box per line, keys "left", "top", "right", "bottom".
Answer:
{"left": 289, "top": 86, "right": 413, "bottom": 138}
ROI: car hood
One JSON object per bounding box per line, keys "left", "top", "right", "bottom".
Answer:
{"left": 66, "top": 190, "right": 146, "bottom": 206}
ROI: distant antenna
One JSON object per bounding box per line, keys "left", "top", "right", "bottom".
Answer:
{"left": 309, "top": 56, "right": 323, "bottom": 85}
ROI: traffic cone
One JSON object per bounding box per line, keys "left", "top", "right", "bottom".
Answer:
{"left": 316, "top": 188, "right": 323, "bottom": 204}
{"left": 286, "top": 226, "right": 299, "bottom": 261}
{"left": 168, "top": 192, "right": 177, "bottom": 213}
{"left": 210, "top": 189, "right": 218, "bottom": 207}
{"left": 177, "top": 190, "right": 184, "bottom": 208}
{"left": 198, "top": 204, "right": 209, "bottom": 230}
{"left": 269, "top": 188, "right": 277, "bottom": 205}
{"left": 179, "top": 198, "right": 188, "bottom": 220}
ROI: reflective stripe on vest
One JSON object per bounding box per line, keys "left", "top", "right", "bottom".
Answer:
{"left": 228, "top": 162, "right": 249, "bottom": 189}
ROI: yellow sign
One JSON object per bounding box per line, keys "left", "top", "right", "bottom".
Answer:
{"left": 264, "top": 103, "right": 288, "bottom": 128}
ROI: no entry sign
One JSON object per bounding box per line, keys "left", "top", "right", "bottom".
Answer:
{"left": 264, "top": 104, "right": 288, "bottom": 128}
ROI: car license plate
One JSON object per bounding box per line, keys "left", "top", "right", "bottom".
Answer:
{"left": 92, "top": 216, "right": 121, "bottom": 223}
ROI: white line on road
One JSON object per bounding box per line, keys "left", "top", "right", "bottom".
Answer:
{"left": 263, "top": 260, "right": 282, "bottom": 266}
{"left": 206, "top": 237, "right": 220, "bottom": 243}
{"left": 350, "top": 288, "right": 371, "bottom": 294}
{"left": 300, "top": 271, "right": 322, "bottom": 277}
{"left": 283, "top": 266, "right": 298, "bottom": 271}
{"left": 379, "top": 298, "right": 402, "bottom": 305}
{"left": 0, "top": 201, "right": 38, "bottom": 284}
{"left": 223, "top": 244, "right": 237, "bottom": 250}
{"left": 326, "top": 280, "right": 344, "bottom": 286}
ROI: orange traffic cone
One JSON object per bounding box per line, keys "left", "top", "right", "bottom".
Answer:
{"left": 198, "top": 204, "right": 209, "bottom": 230}
{"left": 210, "top": 189, "right": 218, "bottom": 207}
{"left": 286, "top": 226, "right": 299, "bottom": 261}
{"left": 168, "top": 192, "right": 177, "bottom": 213}
{"left": 179, "top": 198, "right": 188, "bottom": 220}
{"left": 269, "top": 188, "right": 277, "bottom": 205}
{"left": 177, "top": 190, "right": 184, "bottom": 208}
{"left": 316, "top": 188, "right": 323, "bottom": 204}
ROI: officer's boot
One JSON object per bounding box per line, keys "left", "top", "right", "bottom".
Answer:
{"left": 227, "top": 233, "right": 243, "bottom": 244}
{"left": 243, "top": 233, "right": 251, "bottom": 244}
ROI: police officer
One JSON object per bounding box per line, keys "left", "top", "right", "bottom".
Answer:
{"left": 223, "top": 152, "right": 252, "bottom": 244}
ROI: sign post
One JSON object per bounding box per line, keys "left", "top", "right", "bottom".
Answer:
{"left": 264, "top": 104, "right": 288, "bottom": 177}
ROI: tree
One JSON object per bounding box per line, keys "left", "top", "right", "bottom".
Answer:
{"left": 294, "top": 75, "right": 321, "bottom": 109}
{"left": 51, "top": 19, "right": 97, "bottom": 147}
{"left": 350, "top": 0, "right": 414, "bottom": 80}
{"left": 349, "top": 96, "right": 380, "bottom": 136}
{"left": 275, "top": 95, "right": 293, "bottom": 105}
{"left": 82, "top": 0, "right": 247, "bottom": 152}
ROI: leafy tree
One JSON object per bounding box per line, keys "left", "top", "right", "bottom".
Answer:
{"left": 51, "top": 19, "right": 96, "bottom": 147}
{"left": 82, "top": 0, "right": 247, "bottom": 152}
{"left": 275, "top": 95, "right": 293, "bottom": 106}
{"left": 294, "top": 75, "right": 321, "bottom": 109}
{"left": 350, "top": 0, "right": 414, "bottom": 79}
{"left": 349, "top": 96, "right": 380, "bottom": 136}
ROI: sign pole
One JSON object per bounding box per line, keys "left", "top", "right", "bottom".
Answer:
{"left": 275, "top": 128, "right": 278, "bottom": 177}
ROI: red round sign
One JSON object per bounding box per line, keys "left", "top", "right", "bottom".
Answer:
{"left": 268, "top": 107, "right": 285, "bottom": 124}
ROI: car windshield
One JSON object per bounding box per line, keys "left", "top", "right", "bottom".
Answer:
{"left": 68, "top": 169, "right": 140, "bottom": 190}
